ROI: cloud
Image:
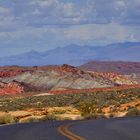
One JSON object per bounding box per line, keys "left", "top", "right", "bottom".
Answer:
{"left": 1, "top": 0, "right": 140, "bottom": 26}
{"left": 1, "top": 22, "right": 139, "bottom": 47}
{"left": 0, "top": 0, "right": 140, "bottom": 56}
{"left": 0, "top": 7, "right": 9, "bottom": 14}
{"left": 61, "top": 23, "right": 140, "bottom": 45}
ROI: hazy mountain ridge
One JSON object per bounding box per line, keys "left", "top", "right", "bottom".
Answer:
{"left": 0, "top": 42, "right": 140, "bottom": 66}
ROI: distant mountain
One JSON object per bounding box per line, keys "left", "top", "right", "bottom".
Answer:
{"left": 0, "top": 42, "right": 140, "bottom": 66}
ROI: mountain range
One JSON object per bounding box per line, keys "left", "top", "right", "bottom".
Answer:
{"left": 0, "top": 42, "right": 140, "bottom": 66}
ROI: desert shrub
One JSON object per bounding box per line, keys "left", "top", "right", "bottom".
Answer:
{"left": 21, "top": 114, "right": 58, "bottom": 123}
{"left": 56, "top": 117, "right": 73, "bottom": 121}
{"left": 40, "top": 114, "right": 57, "bottom": 121}
{"left": 53, "top": 110, "right": 66, "bottom": 114}
{"left": 126, "top": 108, "right": 140, "bottom": 117}
{"left": 109, "top": 114, "right": 114, "bottom": 118}
{"left": 40, "top": 114, "right": 74, "bottom": 121}
{"left": 75, "top": 100, "right": 99, "bottom": 116}
{"left": 0, "top": 113, "right": 17, "bottom": 124}
{"left": 0, "top": 87, "right": 140, "bottom": 113}
{"left": 21, "top": 117, "right": 39, "bottom": 123}
{"left": 84, "top": 113, "right": 106, "bottom": 120}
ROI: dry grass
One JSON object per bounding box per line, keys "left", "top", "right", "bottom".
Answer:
{"left": 0, "top": 112, "right": 17, "bottom": 124}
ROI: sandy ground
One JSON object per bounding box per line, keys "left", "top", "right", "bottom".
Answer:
{"left": 33, "top": 93, "right": 52, "bottom": 96}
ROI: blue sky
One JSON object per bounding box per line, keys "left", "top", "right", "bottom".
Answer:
{"left": 0, "top": 0, "right": 140, "bottom": 56}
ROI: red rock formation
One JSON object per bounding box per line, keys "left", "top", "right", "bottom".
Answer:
{"left": 91, "top": 72, "right": 138, "bottom": 85}
{"left": 0, "top": 70, "right": 33, "bottom": 78}
{"left": 0, "top": 71, "right": 20, "bottom": 78}
{"left": 0, "top": 64, "right": 139, "bottom": 96}
{"left": 0, "top": 81, "right": 24, "bottom": 95}
{"left": 37, "top": 64, "right": 85, "bottom": 75}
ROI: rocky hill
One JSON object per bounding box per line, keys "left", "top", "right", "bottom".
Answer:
{"left": 79, "top": 61, "right": 140, "bottom": 74}
{"left": 89, "top": 72, "right": 138, "bottom": 85}
{"left": 0, "top": 64, "right": 139, "bottom": 95}
{"left": 1, "top": 65, "right": 115, "bottom": 93}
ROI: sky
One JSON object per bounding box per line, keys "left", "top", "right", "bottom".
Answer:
{"left": 0, "top": 0, "right": 140, "bottom": 56}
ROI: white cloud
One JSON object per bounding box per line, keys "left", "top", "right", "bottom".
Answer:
{"left": 1, "top": 0, "right": 140, "bottom": 26}
{"left": 61, "top": 23, "right": 140, "bottom": 45}
{"left": 1, "top": 22, "right": 139, "bottom": 46}
{"left": 0, "top": 0, "right": 140, "bottom": 51}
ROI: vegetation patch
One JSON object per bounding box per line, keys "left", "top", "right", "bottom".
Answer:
{"left": 0, "top": 88, "right": 140, "bottom": 123}
{"left": 0, "top": 113, "right": 17, "bottom": 124}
